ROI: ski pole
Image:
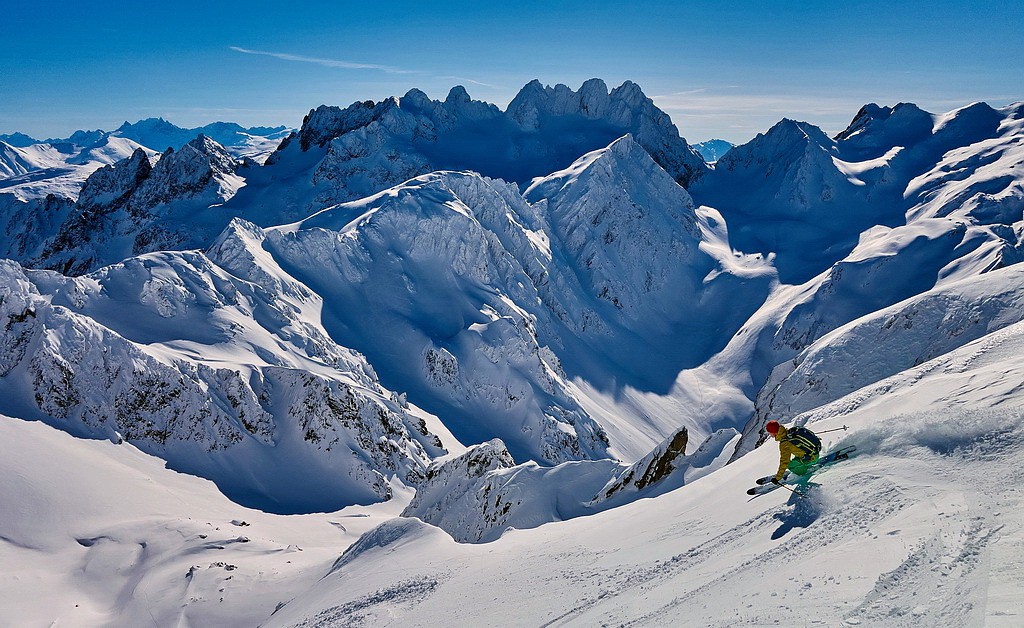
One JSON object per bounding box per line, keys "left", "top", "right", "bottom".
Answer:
{"left": 813, "top": 425, "right": 849, "bottom": 434}
{"left": 776, "top": 482, "right": 804, "bottom": 498}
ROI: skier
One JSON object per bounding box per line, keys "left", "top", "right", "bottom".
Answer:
{"left": 765, "top": 420, "right": 821, "bottom": 484}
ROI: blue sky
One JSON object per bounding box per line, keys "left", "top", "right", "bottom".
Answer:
{"left": 2, "top": 0, "right": 1022, "bottom": 143}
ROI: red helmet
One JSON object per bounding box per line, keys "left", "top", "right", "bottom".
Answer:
{"left": 765, "top": 420, "right": 781, "bottom": 435}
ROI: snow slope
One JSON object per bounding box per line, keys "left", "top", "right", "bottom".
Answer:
{"left": 3, "top": 301, "right": 1022, "bottom": 626}
{"left": 266, "top": 316, "right": 1024, "bottom": 627}
{"left": 0, "top": 414, "right": 410, "bottom": 627}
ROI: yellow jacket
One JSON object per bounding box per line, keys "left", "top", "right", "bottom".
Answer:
{"left": 773, "top": 426, "right": 808, "bottom": 481}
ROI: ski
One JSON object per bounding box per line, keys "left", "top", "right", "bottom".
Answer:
{"left": 746, "top": 446, "right": 858, "bottom": 495}
{"left": 746, "top": 483, "right": 780, "bottom": 496}
{"left": 814, "top": 445, "right": 857, "bottom": 467}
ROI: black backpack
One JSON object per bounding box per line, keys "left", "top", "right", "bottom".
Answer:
{"left": 783, "top": 426, "right": 821, "bottom": 456}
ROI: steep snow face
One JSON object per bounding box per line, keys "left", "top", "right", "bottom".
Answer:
{"left": 0, "top": 193, "right": 77, "bottom": 262}
{"left": 229, "top": 174, "right": 614, "bottom": 465}
{"left": 693, "top": 118, "right": 903, "bottom": 283}
{"left": 0, "top": 250, "right": 452, "bottom": 513}
{"left": 525, "top": 136, "right": 773, "bottom": 391}
{"left": 741, "top": 262, "right": 1024, "bottom": 455}
{"left": 905, "top": 106, "right": 1024, "bottom": 225}
{"left": 243, "top": 139, "right": 771, "bottom": 462}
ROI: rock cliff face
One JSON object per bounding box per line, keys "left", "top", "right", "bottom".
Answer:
{"left": 292, "top": 79, "right": 706, "bottom": 195}
{"left": 598, "top": 427, "right": 689, "bottom": 500}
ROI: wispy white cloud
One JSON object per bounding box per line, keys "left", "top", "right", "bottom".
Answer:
{"left": 230, "top": 46, "right": 418, "bottom": 75}
{"left": 230, "top": 47, "right": 501, "bottom": 93}
{"left": 436, "top": 76, "right": 502, "bottom": 90}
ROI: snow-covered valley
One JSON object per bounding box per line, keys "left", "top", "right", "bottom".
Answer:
{"left": 1, "top": 79, "right": 1022, "bottom": 626}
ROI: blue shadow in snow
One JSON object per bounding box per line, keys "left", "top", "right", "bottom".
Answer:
{"left": 770, "top": 481, "right": 824, "bottom": 540}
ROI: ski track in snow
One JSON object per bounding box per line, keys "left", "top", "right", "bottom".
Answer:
{"left": 290, "top": 577, "right": 444, "bottom": 628}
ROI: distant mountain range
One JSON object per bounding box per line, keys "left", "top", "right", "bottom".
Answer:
{"left": 0, "top": 119, "right": 291, "bottom": 202}
{"left": 693, "top": 138, "right": 734, "bottom": 162}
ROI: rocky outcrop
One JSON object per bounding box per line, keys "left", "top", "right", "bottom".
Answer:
{"left": 282, "top": 78, "right": 707, "bottom": 203}
{"left": 598, "top": 427, "right": 688, "bottom": 499}
{"left": 402, "top": 428, "right": 734, "bottom": 543}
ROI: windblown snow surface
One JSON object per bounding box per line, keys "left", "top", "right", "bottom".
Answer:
{"left": 1, "top": 83, "right": 1023, "bottom": 626}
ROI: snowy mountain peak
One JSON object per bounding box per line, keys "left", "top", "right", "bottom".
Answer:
{"left": 769, "top": 118, "right": 837, "bottom": 151}
{"left": 835, "top": 102, "right": 929, "bottom": 140}
{"left": 524, "top": 133, "right": 663, "bottom": 200}
{"left": 508, "top": 78, "right": 658, "bottom": 127}
{"left": 400, "top": 88, "right": 432, "bottom": 110}
{"left": 609, "top": 79, "right": 646, "bottom": 108}
{"left": 578, "top": 77, "right": 610, "bottom": 104}
{"left": 834, "top": 102, "right": 934, "bottom": 159}
{"left": 693, "top": 139, "right": 734, "bottom": 163}
{"left": 932, "top": 101, "right": 1003, "bottom": 137}
{"left": 445, "top": 85, "right": 471, "bottom": 105}
{"left": 0, "top": 132, "right": 38, "bottom": 148}
{"left": 297, "top": 100, "right": 394, "bottom": 150}
{"left": 707, "top": 118, "right": 839, "bottom": 185}
{"left": 77, "top": 147, "right": 153, "bottom": 210}
{"left": 181, "top": 133, "right": 238, "bottom": 175}
{"left": 117, "top": 116, "right": 176, "bottom": 134}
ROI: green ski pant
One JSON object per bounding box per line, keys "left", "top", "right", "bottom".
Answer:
{"left": 787, "top": 455, "right": 820, "bottom": 476}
